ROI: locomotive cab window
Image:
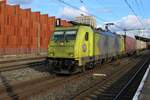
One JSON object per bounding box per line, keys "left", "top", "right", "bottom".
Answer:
{"left": 65, "top": 31, "right": 76, "bottom": 40}
{"left": 85, "top": 32, "right": 89, "bottom": 41}
{"left": 52, "top": 31, "right": 64, "bottom": 41}
{"left": 52, "top": 30, "right": 77, "bottom": 41}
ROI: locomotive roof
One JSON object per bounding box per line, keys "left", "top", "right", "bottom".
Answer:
{"left": 94, "top": 29, "right": 117, "bottom": 37}
{"left": 55, "top": 26, "right": 79, "bottom": 31}
{"left": 101, "top": 31, "right": 116, "bottom": 36}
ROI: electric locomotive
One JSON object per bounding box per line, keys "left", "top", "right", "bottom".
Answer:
{"left": 47, "top": 24, "right": 124, "bottom": 74}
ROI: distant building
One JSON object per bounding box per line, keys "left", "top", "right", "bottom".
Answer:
{"left": 75, "top": 16, "right": 97, "bottom": 28}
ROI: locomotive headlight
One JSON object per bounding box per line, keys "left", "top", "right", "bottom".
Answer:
{"left": 49, "top": 52, "right": 54, "bottom": 56}
{"left": 69, "top": 53, "right": 74, "bottom": 57}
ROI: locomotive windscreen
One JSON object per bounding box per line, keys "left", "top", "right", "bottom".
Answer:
{"left": 52, "top": 30, "right": 77, "bottom": 41}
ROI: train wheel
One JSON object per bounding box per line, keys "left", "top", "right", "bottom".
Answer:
{"left": 86, "top": 62, "right": 94, "bottom": 69}
{"left": 68, "top": 66, "right": 75, "bottom": 73}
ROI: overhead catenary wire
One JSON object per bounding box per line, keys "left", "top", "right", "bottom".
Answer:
{"left": 57, "top": 0, "right": 149, "bottom": 36}
{"left": 56, "top": 0, "right": 125, "bottom": 31}
{"left": 138, "top": 0, "right": 147, "bottom": 18}
{"left": 138, "top": 0, "right": 145, "bottom": 11}
{"left": 135, "top": 0, "right": 142, "bottom": 15}
{"left": 94, "top": 0, "right": 147, "bottom": 32}
{"left": 55, "top": 0, "right": 147, "bottom": 33}
{"left": 57, "top": 0, "right": 106, "bottom": 22}
{"left": 80, "top": 0, "right": 123, "bottom": 28}
{"left": 134, "top": 0, "right": 145, "bottom": 21}
{"left": 79, "top": 0, "right": 84, "bottom": 3}
{"left": 124, "top": 0, "right": 145, "bottom": 29}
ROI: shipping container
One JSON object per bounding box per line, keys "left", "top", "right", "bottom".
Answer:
{"left": 143, "top": 42, "right": 146, "bottom": 49}
{"left": 146, "top": 42, "right": 150, "bottom": 49}
{"left": 136, "top": 40, "right": 142, "bottom": 50}
{"left": 124, "top": 36, "right": 136, "bottom": 54}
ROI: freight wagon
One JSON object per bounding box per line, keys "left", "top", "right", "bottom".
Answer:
{"left": 48, "top": 25, "right": 124, "bottom": 74}
{"left": 136, "top": 40, "right": 147, "bottom": 51}
{"left": 147, "top": 42, "right": 150, "bottom": 49}
{"left": 124, "top": 36, "right": 136, "bottom": 55}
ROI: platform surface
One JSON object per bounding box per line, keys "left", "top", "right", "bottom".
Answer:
{"left": 139, "top": 68, "right": 150, "bottom": 100}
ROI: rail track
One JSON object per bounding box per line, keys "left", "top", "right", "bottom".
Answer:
{"left": 72, "top": 52, "right": 150, "bottom": 100}
{"left": 0, "top": 56, "right": 47, "bottom": 72}
{"left": 113, "top": 55, "right": 150, "bottom": 100}
{"left": 0, "top": 51, "right": 149, "bottom": 100}
{"left": 0, "top": 55, "right": 135, "bottom": 100}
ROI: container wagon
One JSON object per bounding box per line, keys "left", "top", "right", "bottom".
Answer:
{"left": 136, "top": 40, "right": 147, "bottom": 51}
{"left": 124, "top": 36, "right": 136, "bottom": 55}
{"left": 146, "top": 42, "right": 150, "bottom": 49}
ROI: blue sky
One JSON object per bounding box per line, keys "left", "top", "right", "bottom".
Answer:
{"left": 7, "top": 0, "right": 150, "bottom": 37}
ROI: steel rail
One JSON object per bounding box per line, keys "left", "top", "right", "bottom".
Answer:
{"left": 113, "top": 56, "right": 150, "bottom": 100}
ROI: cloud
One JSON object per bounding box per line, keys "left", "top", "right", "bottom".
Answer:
{"left": 110, "top": 15, "right": 150, "bottom": 30}
{"left": 58, "top": 6, "right": 88, "bottom": 20}
{"left": 7, "top": 0, "right": 33, "bottom": 4}
{"left": 108, "top": 15, "right": 150, "bottom": 38}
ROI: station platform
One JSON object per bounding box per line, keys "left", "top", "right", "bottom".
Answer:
{"left": 133, "top": 65, "right": 150, "bottom": 100}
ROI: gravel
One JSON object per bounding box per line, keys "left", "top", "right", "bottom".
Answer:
{"left": 0, "top": 65, "right": 51, "bottom": 85}
{"left": 28, "top": 57, "right": 136, "bottom": 100}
